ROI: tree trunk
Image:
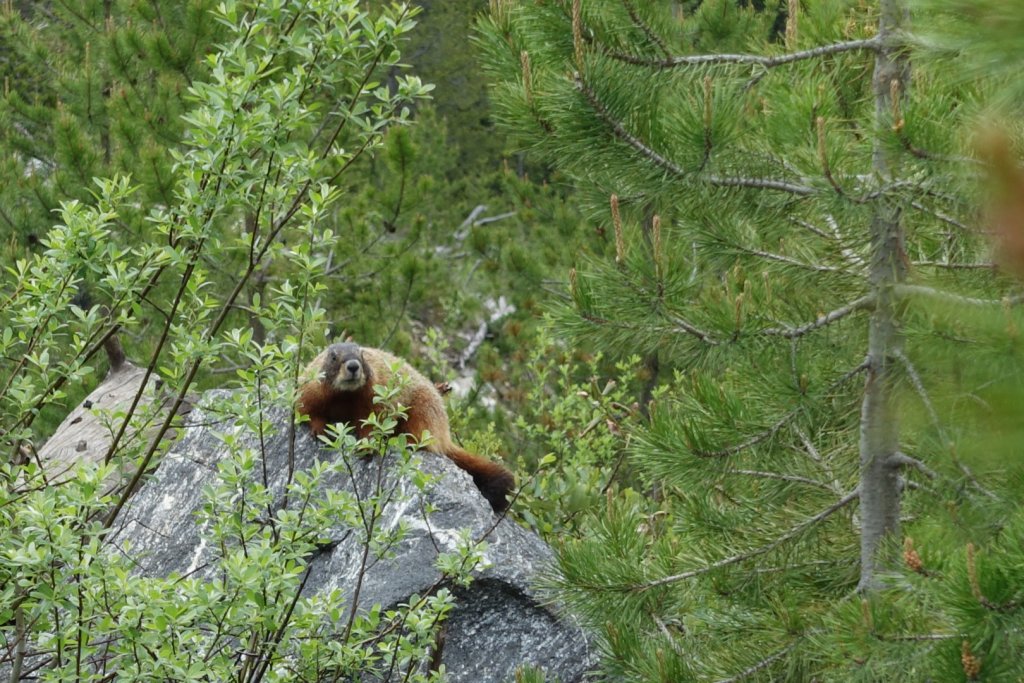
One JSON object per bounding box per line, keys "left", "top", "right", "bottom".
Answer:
{"left": 858, "top": 0, "right": 910, "bottom": 593}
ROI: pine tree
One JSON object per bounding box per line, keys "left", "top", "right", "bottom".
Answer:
{"left": 479, "top": 0, "right": 1024, "bottom": 679}
{"left": 0, "top": 1, "right": 223, "bottom": 248}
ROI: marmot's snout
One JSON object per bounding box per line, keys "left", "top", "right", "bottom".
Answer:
{"left": 343, "top": 359, "right": 362, "bottom": 379}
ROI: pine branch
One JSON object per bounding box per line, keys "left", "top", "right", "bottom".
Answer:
{"left": 715, "top": 643, "right": 796, "bottom": 683}
{"left": 794, "top": 427, "right": 822, "bottom": 463}
{"left": 693, "top": 361, "right": 868, "bottom": 458}
{"left": 913, "top": 260, "right": 996, "bottom": 270}
{"left": 896, "top": 284, "right": 1024, "bottom": 307}
{"left": 604, "top": 37, "right": 881, "bottom": 69}
{"left": 908, "top": 200, "right": 976, "bottom": 233}
{"left": 788, "top": 216, "right": 868, "bottom": 269}
{"left": 650, "top": 614, "right": 686, "bottom": 657}
{"left": 737, "top": 246, "right": 847, "bottom": 274}
{"left": 574, "top": 76, "right": 816, "bottom": 196}
{"left": 892, "top": 349, "right": 941, "bottom": 431}
{"left": 888, "top": 452, "right": 938, "bottom": 480}
{"left": 790, "top": 217, "right": 834, "bottom": 240}
{"left": 636, "top": 489, "right": 859, "bottom": 590}
{"left": 876, "top": 632, "right": 960, "bottom": 642}
{"left": 731, "top": 469, "right": 836, "bottom": 491}
{"left": 966, "top": 543, "right": 1022, "bottom": 612}
{"left": 760, "top": 295, "right": 875, "bottom": 338}
{"left": 620, "top": 0, "right": 671, "bottom": 58}
{"left": 703, "top": 174, "right": 816, "bottom": 196}
{"left": 693, "top": 407, "right": 801, "bottom": 458}
{"left": 667, "top": 314, "right": 721, "bottom": 345}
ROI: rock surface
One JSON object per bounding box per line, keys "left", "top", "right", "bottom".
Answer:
{"left": 104, "top": 392, "right": 594, "bottom": 682}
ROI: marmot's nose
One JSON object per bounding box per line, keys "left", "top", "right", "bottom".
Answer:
{"left": 345, "top": 360, "right": 361, "bottom": 375}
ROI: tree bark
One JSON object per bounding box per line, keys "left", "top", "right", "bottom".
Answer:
{"left": 858, "top": 0, "right": 910, "bottom": 593}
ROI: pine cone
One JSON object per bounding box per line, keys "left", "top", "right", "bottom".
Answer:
{"left": 903, "top": 537, "right": 924, "bottom": 574}
{"left": 961, "top": 640, "right": 981, "bottom": 680}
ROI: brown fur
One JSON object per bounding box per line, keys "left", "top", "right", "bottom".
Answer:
{"left": 297, "top": 342, "right": 515, "bottom": 512}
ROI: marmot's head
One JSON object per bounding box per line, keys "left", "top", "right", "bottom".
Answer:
{"left": 321, "top": 342, "right": 369, "bottom": 391}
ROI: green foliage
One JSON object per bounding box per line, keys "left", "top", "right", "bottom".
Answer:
{"left": 0, "top": 0, "right": 222, "bottom": 248}
{"left": 913, "top": 0, "right": 1024, "bottom": 112}
{"left": 0, "top": 2, "right": 505, "bottom": 678}
{"left": 480, "top": 0, "right": 1024, "bottom": 679}
{"left": 499, "top": 326, "right": 646, "bottom": 536}
{"left": 514, "top": 664, "right": 562, "bottom": 683}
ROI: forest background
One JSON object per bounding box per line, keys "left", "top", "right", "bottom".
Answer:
{"left": 1, "top": 0, "right": 1023, "bottom": 681}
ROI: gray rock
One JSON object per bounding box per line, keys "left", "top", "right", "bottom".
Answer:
{"left": 103, "top": 391, "right": 595, "bottom": 682}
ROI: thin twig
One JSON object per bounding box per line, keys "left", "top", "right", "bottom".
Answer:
{"left": 650, "top": 614, "right": 686, "bottom": 657}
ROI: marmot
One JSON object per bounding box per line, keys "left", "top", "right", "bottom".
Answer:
{"left": 297, "top": 342, "right": 515, "bottom": 512}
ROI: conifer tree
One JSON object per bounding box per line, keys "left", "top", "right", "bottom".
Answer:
{"left": 480, "top": 0, "right": 1024, "bottom": 679}
{"left": 0, "top": 1, "right": 222, "bottom": 247}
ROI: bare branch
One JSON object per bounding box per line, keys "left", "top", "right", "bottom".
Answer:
{"left": 896, "top": 284, "right": 1024, "bottom": 307}
{"left": 605, "top": 37, "right": 880, "bottom": 69}
{"left": 458, "top": 322, "right": 488, "bottom": 370}
{"left": 956, "top": 462, "right": 999, "bottom": 500}
{"left": 650, "top": 614, "right": 686, "bottom": 657}
{"left": 474, "top": 211, "right": 517, "bottom": 226}
{"left": 637, "top": 489, "right": 859, "bottom": 590}
{"left": 761, "top": 295, "right": 874, "bottom": 338}
{"left": 455, "top": 205, "right": 487, "bottom": 239}
{"left": 856, "top": 178, "right": 920, "bottom": 202}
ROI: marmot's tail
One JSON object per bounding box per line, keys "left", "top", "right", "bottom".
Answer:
{"left": 444, "top": 446, "right": 515, "bottom": 512}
